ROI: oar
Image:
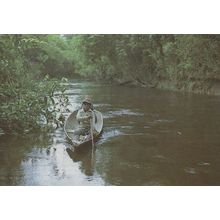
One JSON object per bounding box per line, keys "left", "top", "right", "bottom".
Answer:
{"left": 90, "top": 117, "right": 94, "bottom": 150}
{"left": 90, "top": 116, "right": 95, "bottom": 165}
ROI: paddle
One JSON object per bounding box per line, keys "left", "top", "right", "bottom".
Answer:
{"left": 90, "top": 115, "right": 95, "bottom": 166}
{"left": 90, "top": 115, "right": 94, "bottom": 149}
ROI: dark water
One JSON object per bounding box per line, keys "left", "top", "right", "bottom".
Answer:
{"left": 1, "top": 80, "right": 220, "bottom": 185}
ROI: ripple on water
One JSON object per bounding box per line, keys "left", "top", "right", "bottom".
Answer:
{"left": 97, "top": 129, "right": 124, "bottom": 145}
{"left": 147, "top": 118, "right": 175, "bottom": 126}
{"left": 184, "top": 167, "right": 197, "bottom": 175}
{"left": 198, "top": 162, "right": 210, "bottom": 166}
{"left": 61, "top": 82, "right": 82, "bottom": 86}
{"left": 103, "top": 109, "right": 144, "bottom": 119}
{"left": 153, "top": 154, "right": 167, "bottom": 160}
{"left": 95, "top": 103, "right": 112, "bottom": 108}
{"left": 64, "top": 89, "right": 82, "bottom": 95}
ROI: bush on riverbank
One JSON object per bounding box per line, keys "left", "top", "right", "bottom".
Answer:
{"left": 0, "top": 35, "right": 71, "bottom": 134}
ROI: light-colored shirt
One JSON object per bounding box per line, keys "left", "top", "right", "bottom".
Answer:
{"left": 76, "top": 109, "right": 93, "bottom": 129}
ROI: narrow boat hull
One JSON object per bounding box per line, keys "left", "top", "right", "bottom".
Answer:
{"left": 64, "top": 109, "right": 103, "bottom": 151}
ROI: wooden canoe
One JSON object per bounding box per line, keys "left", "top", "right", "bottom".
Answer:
{"left": 64, "top": 109, "right": 103, "bottom": 150}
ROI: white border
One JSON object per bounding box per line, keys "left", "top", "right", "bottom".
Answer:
{"left": 0, "top": 187, "right": 220, "bottom": 220}
{"left": 1, "top": 0, "right": 220, "bottom": 33}
{"left": 1, "top": 0, "right": 220, "bottom": 219}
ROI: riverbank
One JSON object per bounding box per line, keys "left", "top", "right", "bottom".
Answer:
{"left": 115, "top": 77, "right": 220, "bottom": 96}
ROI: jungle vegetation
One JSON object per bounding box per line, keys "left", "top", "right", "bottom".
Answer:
{"left": 1, "top": 34, "right": 220, "bottom": 133}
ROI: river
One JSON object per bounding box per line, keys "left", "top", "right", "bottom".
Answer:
{"left": 0, "top": 79, "right": 220, "bottom": 185}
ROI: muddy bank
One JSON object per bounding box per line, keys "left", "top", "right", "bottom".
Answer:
{"left": 116, "top": 78, "right": 220, "bottom": 96}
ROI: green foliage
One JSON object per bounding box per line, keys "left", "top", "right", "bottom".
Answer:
{"left": 0, "top": 74, "right": 70, "bottom": 134}
{"left": 1, "top": 34, "right": 220, "bottom": 133}
{"left": 0, "top": 35, "right": 71, "bottom": 134}
{"left": 68, "top": 34, "right": 220, "bottom": 85}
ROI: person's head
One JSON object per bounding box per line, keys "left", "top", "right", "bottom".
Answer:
{"left": 82, "top": 97, "right": 92, "bottom": 112}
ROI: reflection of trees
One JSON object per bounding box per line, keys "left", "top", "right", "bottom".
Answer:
{"left": 66, "top": 147, "right": 95, "bottom": 176}
{"left": 0, "top": 132, "right": 52, "bottom": 185}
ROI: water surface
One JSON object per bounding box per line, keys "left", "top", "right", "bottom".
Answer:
{"left": 1, "top": 80, "right": 220, "bottom": 185}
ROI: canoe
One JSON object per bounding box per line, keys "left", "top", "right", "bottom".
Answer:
{"left": 64, "top": 109, "right": 103, "bottom": 150}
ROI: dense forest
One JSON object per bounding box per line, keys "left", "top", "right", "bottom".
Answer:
{"left": 69, "top": 35, "right": 220, "bottom": 89}
{"left": 1, "top": 34, "right": 220, "bottom": 133}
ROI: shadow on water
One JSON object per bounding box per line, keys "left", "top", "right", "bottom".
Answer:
{"left": 66, "top": 147, "right": 95, "bottom": 177}
{"left": 65, "top": 130, "right": 104, "bottom": 177}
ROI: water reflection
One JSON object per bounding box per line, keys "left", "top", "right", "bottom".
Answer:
{"left": 1, "top": 80, "right": 220, "bottom": 185}
{"left": 66, "top": 147, "right": 95, "bottom": 176}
